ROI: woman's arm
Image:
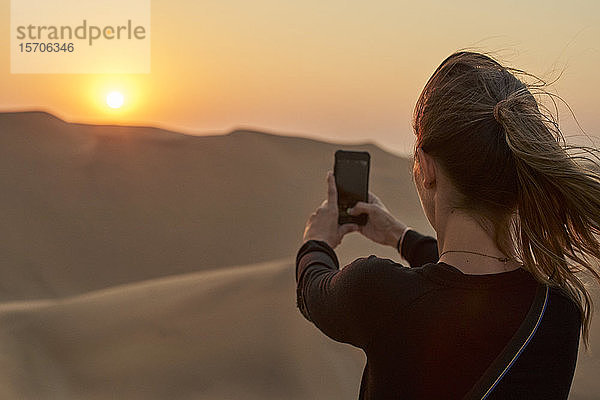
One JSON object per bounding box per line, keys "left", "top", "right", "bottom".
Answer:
{"left": 296, "top": 239, "right": 387, "bottom": 349}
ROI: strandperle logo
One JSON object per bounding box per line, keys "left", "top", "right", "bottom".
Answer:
{"left": 15, "top": 20, "right": 147, "bottom": 46}
{"left": 11, "top": 0, "right": 150, "bottom": 74}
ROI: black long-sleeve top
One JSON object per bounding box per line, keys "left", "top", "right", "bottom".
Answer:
{"left": 295, "top": 230, "right": 581, "bottom": 399}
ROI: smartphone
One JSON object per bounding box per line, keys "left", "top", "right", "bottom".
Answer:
{"left": 334, "top": 150, "right": 370, "bottom": 225}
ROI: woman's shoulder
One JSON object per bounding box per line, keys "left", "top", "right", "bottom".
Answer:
{"left": 343, "top": 254, "right": 433, "bottom": 277}
{"left": 341, "top": 255, "right": 439, "bottom": 300}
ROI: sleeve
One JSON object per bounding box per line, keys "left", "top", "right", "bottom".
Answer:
{"left": 400, "top": 229, "right": 439, "bottom": 267}
{"left": 295, "top": 240, "right": 386, "bottom": 349}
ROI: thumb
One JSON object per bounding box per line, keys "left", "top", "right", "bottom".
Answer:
{"left": 339, "top": 223, "right": 359, "bottom": 236}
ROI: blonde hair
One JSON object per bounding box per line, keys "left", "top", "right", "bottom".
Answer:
{"left": 413, "top": 51, "right": 600, "bottom": 347}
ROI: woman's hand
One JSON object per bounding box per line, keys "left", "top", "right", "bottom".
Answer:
{"left": 348, "top": 192, "right": 408, "bottom": 248}
{"left": 302, "top": 171, "right": 359, "bottom": 248}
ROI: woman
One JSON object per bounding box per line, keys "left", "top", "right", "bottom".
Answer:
{"left": 296, "top": 51, "right": 600, "bottom": 399}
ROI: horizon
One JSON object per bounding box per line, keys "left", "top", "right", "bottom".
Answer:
{"left": 0, "top": 109, "right": 408, "bottom": 157}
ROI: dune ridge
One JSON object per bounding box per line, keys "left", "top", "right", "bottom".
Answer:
{"left": 0, "top": 110, "right": 429, "bottom": 301}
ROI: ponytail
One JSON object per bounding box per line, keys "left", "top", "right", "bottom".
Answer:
{"left": 496, "top": 89, "right": 600, "bottom": 347}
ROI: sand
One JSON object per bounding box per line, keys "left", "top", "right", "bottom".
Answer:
{"left": 0, "top": 111, "right": 597, "bottom": 399}
{"left": 0, "top": 259, "right": 366, "bottom": 399}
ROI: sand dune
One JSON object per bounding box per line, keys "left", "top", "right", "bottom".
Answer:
{"left": 0, "top": 259, "right": 365, "bottom": 400}
{"left": 0, "top": 111, "right": 429, "bottom": 301}
{"left": 0, "top": 111, "right": 598, "bottom": 399}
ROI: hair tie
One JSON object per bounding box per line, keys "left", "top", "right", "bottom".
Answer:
{"left": 493, "top": 100, "right": 505, "bottom": 123}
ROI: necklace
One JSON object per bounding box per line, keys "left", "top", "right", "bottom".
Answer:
{"left": 439, "top": 250, "right": 511, "bottom": 263}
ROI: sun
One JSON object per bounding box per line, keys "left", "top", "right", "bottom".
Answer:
{"left": 106, "top": 91, "right": 125, "bottom": 109}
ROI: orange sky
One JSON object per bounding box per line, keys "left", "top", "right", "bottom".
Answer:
{"left": 1, "top": 0, "right": 599, "bottom": 156}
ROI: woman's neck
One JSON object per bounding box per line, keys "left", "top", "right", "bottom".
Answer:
{"left": 436, "top": 210, "right": 521, "bottom": 275}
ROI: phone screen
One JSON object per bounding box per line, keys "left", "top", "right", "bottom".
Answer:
{"left": 335, "top": 152, "right": 369, "bottom": 225}
{"left": 337, "top": 159, "right": 368, "bottom": 208}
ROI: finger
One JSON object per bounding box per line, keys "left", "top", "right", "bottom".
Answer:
{"left": 339, "top": 223, "right": 359, "bottom": 237}
{"left": 368, "top": 191, "right": 383, "bottom": 206}
{"left": 368, "top": 191, "right": 376, "bottom": 203}
{"left": 327, "top": 171, "right": 337, "bottom": 205}
{"left": 348, "top": 201, "right": 374, "bottom": 215}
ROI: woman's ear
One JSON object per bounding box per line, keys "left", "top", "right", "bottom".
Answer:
{"left": 416, "top": 147, "right": 436, "bottom": 189}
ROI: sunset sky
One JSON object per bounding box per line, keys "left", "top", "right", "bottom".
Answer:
{"left": 1, "top": 0, "right": 599, "bottom": 156}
